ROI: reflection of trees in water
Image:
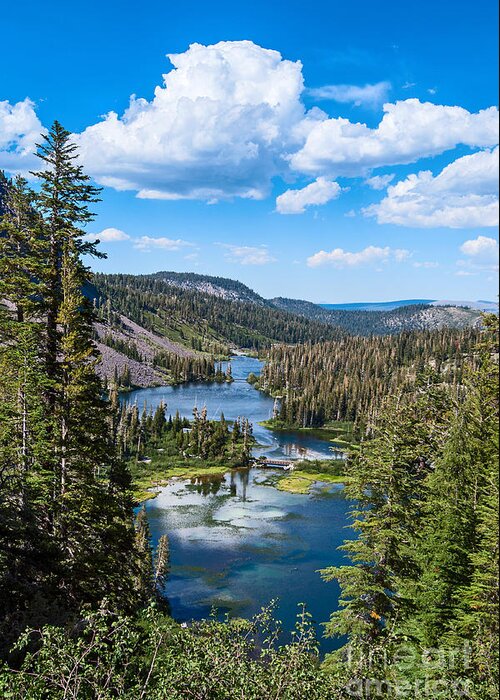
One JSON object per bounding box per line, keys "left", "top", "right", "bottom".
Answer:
{"left": 186, "top": 468, "right": 253, "bottom": 500}
{"left": 284, "top": 443, "right": 307, "bottom": 457}
{"left": 192, "top": 475, "right": 225, "bottom": 496}
{"left": 211, "top": 478, "right": 223, "bottom": 495}
{"left": 238, "top": 469, "right": 249, "bottom": 502}
{"left": 230, "top": 471, "right": 237, "bottom": 497}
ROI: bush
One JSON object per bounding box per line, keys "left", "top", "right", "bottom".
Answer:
{"left": 0, "top": 603, "right": 338, "bottom": 699}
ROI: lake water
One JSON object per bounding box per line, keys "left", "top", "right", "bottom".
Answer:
{"left": 145, "top": 468, "right": 352, "bottom": 654}
{"left": 124, "top": 355, "right": 339, "bottom": 461}
{"left": 126, "top": 355, "right": 352, "bottom": 653}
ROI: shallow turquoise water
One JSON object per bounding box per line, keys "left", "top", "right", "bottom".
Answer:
{"left": 145, "top": 468, "right": 353, "bottom": 654}
{"left": 128, "top": 355, "right": 352, "bottom": 653}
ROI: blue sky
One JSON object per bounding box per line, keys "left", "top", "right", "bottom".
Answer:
{"left": 1, "top": 0, "right": 498, "bottom": 302}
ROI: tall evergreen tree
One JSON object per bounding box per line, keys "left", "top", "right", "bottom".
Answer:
{"left": 0, "top": 175, "right": 45, "bottom": 323}
{"left": 0, "top": 124, "right": 150, "bottom": 649}
{"left": 31, "top": 121, "right": 103, "bottom": 389}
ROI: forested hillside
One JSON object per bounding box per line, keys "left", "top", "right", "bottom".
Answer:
{"left": 259, "top": 328, "right": 480, "bottom": 432}
{"left": 89, "top": 282, "right": 484, "bottom": 390}
{"left": 272, "top": 297, "right": 483, "bottom": 335}
{"left": 94, "top": 273, "right": 345, "bottom": 351}
{"left": 320, "top": 314, "right": 499, "bottom": 698}
{"left": 94, "top": 275, "right": 484, "bottom": 347}
{"left": 94, "top": 307, "right": 220, "bottom": 388}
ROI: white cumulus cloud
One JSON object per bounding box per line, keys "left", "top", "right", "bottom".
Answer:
{"left": 220, "top": 244, "right": 276, "bottom": 265}
{"left": 307, "top": 245, "right": 410, "bottom": 268}
{"left": 307, "top": 81, "right": 391, "bottom": 107}
{"left": 133, "top": 236, "right": 194, "bottom": 252}
{"left": 290, "top": 99, "right": 499, "bottom": 177}
{"left": 364, "top": 147, "right": 499, "bottom": 228}
{"left": 365, "top": 173, "right": 395, "bottom": 190}
{"left": 0, "top": 98, "right": 45, "bottom": 173}
{"left": 74, "top": 41, "right": 311, "bottom": 202}
{"left": 275, "top": 177, "right": 341, "bottom": 214}
{"left": 85, "top": 227, "right": 131, "bottom": 242}
{"left": 2, "top": 43, "right": 498, "bottom": 225}
{"left": 460, "top": 234, "right": 499, "bottom": 259}
{"left": 457, "top": 236, "right": 499, "bottom": 270}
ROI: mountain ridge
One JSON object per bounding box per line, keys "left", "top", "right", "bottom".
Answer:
{"left": 321, "top": 299, "right": 498, "bottom": 312}
{"left": 272, "top": 296, "right": 484, "bottom": 335}
{"left": 89, "top": 271, "right": 492, "bottom": 386}
{"left": 143, "top": 270, "right": 267, "bottom": 305}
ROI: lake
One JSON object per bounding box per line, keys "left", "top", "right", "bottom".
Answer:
{"left": 125, "top": 355, "right": 352, "bottom": 653}
{"left": 124, "top": 355, "right": 339, "bottom": 461}
{"left": 145, "top": 468, "right": 352, "bottom": 654}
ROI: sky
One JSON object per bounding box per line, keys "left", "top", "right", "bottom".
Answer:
{"left": 1, "top": 0, "right": 499, "bottom": 303}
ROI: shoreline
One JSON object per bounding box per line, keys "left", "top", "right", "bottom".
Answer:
{"left": 124, "top": 356, "right": 350, "bottom": 501}
{"left": 133, "top": 460, "right": 349, "bottom": 502}
{"left": 133, "top": 463, "right": 237, "bottom": 502}
{"left": 258, "top": 419, "right": 357, "bottom": 446}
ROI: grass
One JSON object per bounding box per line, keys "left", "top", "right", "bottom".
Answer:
{"left": 129, "top": 431, "right": 251, "bottom": 503}
{"left": 272, "top": 458, "right": 351, "bottom": 494}
{"left": 129, "top": 418, "right": 354, "bottom": 501}
{"left": 134, "top": 461, "right": 350, "bottom": 499}
{"left": 132, "top": 451, "right": 350, "bottom": 500}
{"left": 132, "top": 460, "right": 233, "bottom": 502}
{"left": 275, "top": 469, "right": 350, "bottom": 494}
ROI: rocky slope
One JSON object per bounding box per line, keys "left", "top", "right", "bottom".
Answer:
{"left": 146, "top": 271, "right": 266, "bottom": 304}
{"left": 94, "top": 313, "right": 197, "bottom": 388}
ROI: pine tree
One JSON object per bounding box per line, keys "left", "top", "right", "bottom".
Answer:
{"left": 0, "top": 175, "right": 55, "bottom": 644}
{"left": 320, "top": 376, "right": 456, "bottom": 680}
{"left": 153, "top": 534, "right": 170, "bottom": 594}
{"left": 412, "top": 315, "right": 499, "bottom": 692}
{"left": 0, "top": 175, "right": 45, "bottom": 323}
{"left": 0, "top": 123, "right": 153, "bottom": 638}
{"left": 321, "top": 318, "right": 498, "bottom": 696}
{"left": 134, "top": 506, "right": 153, "bottom": 600}
{"left": 32, "top": 121, "right": 103, "bottom": 391}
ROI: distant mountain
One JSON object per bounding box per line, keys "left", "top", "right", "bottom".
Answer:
{"left": 272, "top": 297, "right": 483, "bottom": 335}
{"left": 321, "top": 299, "right": 498, "bottom": 313}
{"left": 321, "top": 299, "right": 435, "bottom": 312}
{"left": 92, "top": 272, "right": 491, "bottom": 368}
{"left": 430, "top": 300, "right": 499, "bottom": 313}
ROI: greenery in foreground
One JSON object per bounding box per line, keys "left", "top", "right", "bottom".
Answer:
{"left": 0, "top": 124, "right": 498, "bottom": 698}
{"left": 0, "top": 604, "right": 336, "bottom": 699}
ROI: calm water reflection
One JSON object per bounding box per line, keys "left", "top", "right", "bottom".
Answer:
{"left": 128, "top": 356, "right": 351, "bottom": 653}
{"left": 146, "top": 468, "right": 353, "bottom": 654}
{"left": 124, "top": 355, "right": 339, "bottom": 461}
